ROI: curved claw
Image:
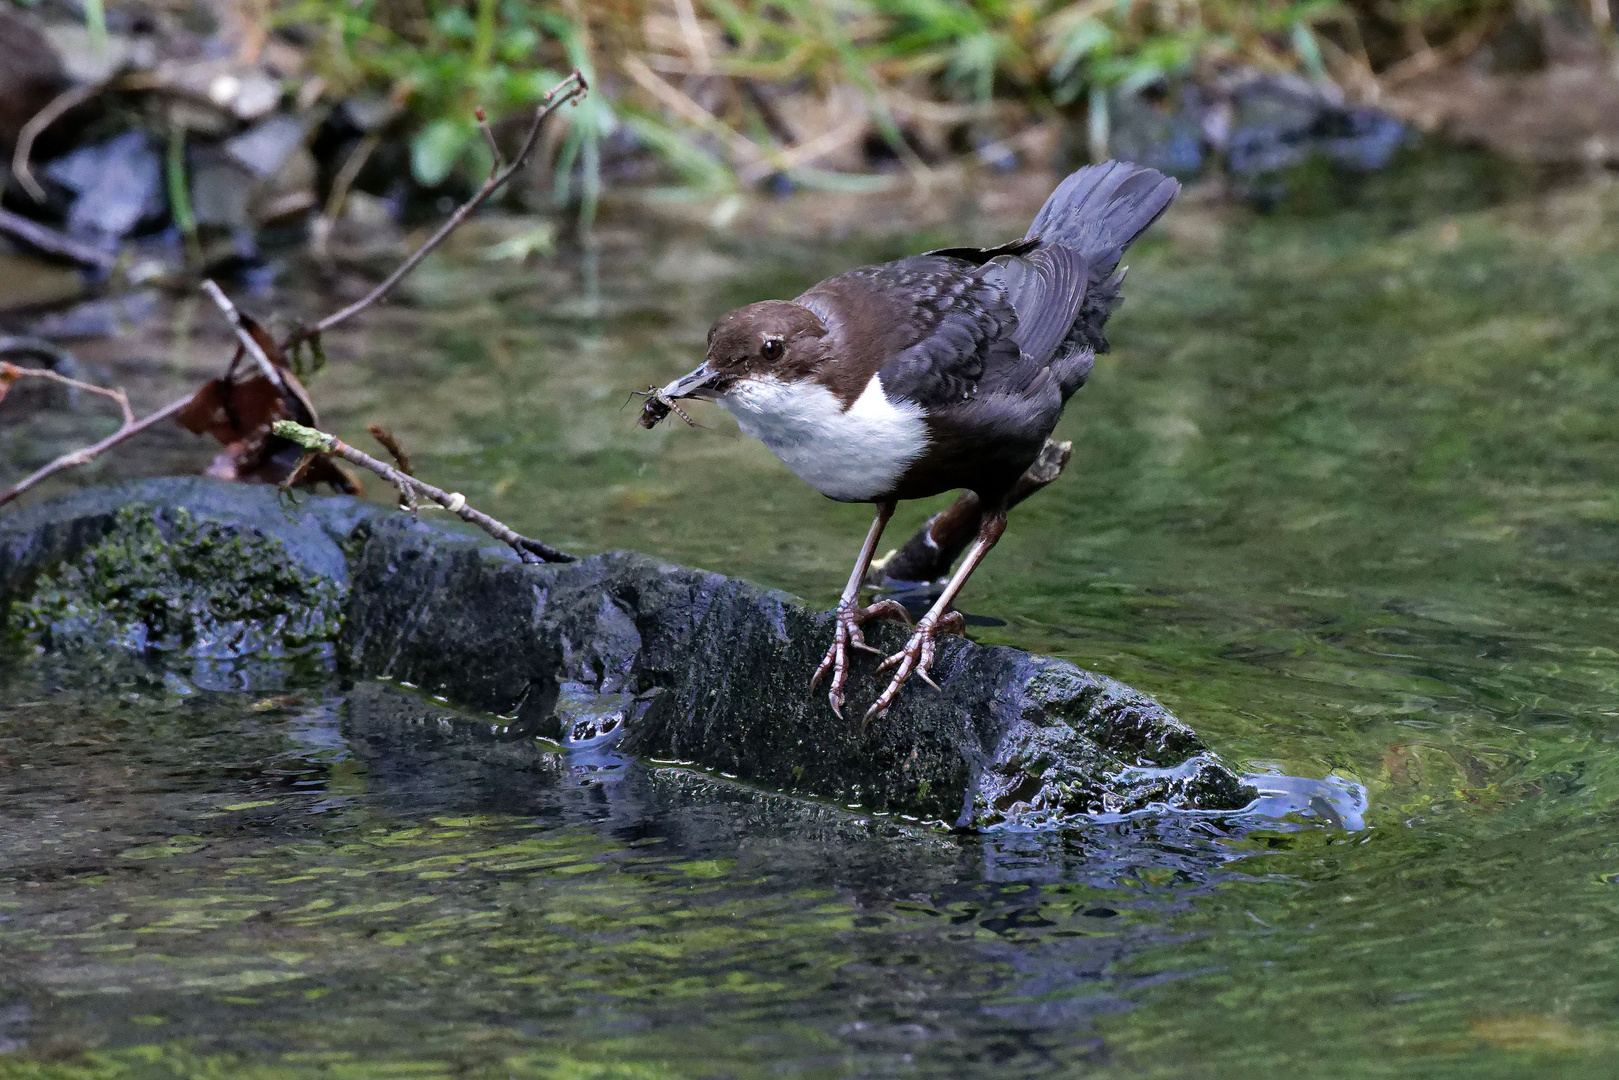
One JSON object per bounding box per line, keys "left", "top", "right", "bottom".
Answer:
{"left": 813, "top": 599, "right": 911, "bottom": 717}
{"left": 864, "top": 613, "right": 963, "bottom": 725}
{"left": 866, "top": 598, "right": 911, "bottom": 626}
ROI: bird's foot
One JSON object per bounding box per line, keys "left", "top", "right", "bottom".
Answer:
{"left": 864, "top": 611, "right": 967, "bottom": 725}
{"left": 812, "top": 598, "right": 911, "bottom": 718}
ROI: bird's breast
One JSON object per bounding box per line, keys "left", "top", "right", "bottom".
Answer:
{"left": 719, "top": 374, "right": 929, "bottom": 502}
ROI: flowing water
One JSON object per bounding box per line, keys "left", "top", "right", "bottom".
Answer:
{"left": 4, "top": 163, "right": 1619, "bottom": 1077}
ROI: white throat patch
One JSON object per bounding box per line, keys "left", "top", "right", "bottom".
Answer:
{"left": 719, "top": 373, "right": 928, "bottom": 502}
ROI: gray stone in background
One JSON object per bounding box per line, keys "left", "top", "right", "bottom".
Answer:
{"left": 44, "top": 132, "right": 168, "bottom": 245}
{"left": 0, "top": 479, "right": 1257, "bottom": 827}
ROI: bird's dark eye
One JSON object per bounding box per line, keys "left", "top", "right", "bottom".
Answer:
{"left": 760, "top": 338, "right": 784, "bottom": 362}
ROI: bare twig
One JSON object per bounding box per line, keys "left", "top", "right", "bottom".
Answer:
{"left": 0, "top": 393, "right": 192, "bottom": 509}
{"left": 1379, "top": 12, "right": 1501, "bottom": 87}
{"left": 672, "top": 0, "right": 714, "bottom": 74}
{"left": 623, "top": 54, "right": 873, "bottom": 184}
{"left": 330, "top": 131, "right": 382, "bottom": 213}
{"left": 273, "top": 420, "right": 573, "bottom": 563}
{"left": 367, "top": 424, "right": 416, "bottom": 512}
{"left": 0, "top": 336, "right": 80, "bottom": 375}
{"left": 1, "top": 360, "right": 134, "bottom": 425}
{"left": 473, "top": 105, "right": 501, "bottom": 163}
{"left": 200, "top": 279, "right": 287, "bottom": 392}
{"left": 0, "top": 206, "right": 117, "bottom": 270}
{"left": 0, "top": 345, "right": 193, "bottom": 507}
{"left": 621, "top": 54, "right": 770, "bottom": 174}
{"left": 1, "top": 73, "right": 590, "bottom": 518}
{"left": 297, "top": 70, "right": 588, "bottom": 343}
{"left": 281, "top": 451, "right": 318, "bottom": 491}
{"left": 743, "top": 116, "right": 870, "bottom": 183}
{"left": 12, "top": 80, "right": 108, "bottom": 204}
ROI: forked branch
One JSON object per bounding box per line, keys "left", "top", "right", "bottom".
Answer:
{"left": 295, "top": 70, "right": 588, "bottom": 343}
{"left": 0, "top": 72, "right": 589, "bottom": 518}
{"left": 0, "top": 357, "right": 193, "bottom": 508}
{"left": 0, "top": 359, "right": 134, "bottom": 426}
{"left": 273, "top": 420, "right": 574, "bottom": 564}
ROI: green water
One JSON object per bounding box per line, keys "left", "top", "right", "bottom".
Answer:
{"left": 5, "top": 172, "right": 1619, "bottom": 1076}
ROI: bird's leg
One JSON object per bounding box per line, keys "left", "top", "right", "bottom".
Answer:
{"left": 869, "top": 439, "right": 1069, "bottom": 588}
{"left": 811, "top": 501, "right": 910, "bottom": 717}
{"left": 864, "top": 509, "right": 1008, "bottom": 725}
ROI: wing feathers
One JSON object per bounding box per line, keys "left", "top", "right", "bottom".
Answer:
{"left": 989, "top": 245, "right": 1090, "bottom": 368}
{"left": 802, "top": 163, "right": 1176, "bottom": 419}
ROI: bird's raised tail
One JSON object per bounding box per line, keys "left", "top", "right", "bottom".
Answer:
{"left": 987, "top": 161, "right": 1176, "bottom": 399}
{"left": 1024, "top": 160, "right": 1179, "bottom": 280}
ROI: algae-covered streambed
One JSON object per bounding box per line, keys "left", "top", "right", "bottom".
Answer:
{"left": 5, "top": 167, "right": 1619, "bottom": 1076}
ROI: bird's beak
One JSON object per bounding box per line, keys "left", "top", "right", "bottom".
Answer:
{"left": 659, "top": 362, "right": 732, "bottom": 401}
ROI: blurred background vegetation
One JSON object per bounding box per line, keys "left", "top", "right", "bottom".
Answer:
{"left": 268, "top": 0, "right": 1593, "bottom": 198}
{"left": 2, "top": 0, "right": 1615, "bottom": 273}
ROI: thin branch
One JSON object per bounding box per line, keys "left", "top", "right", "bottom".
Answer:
{"left": 281, "top": 451, "right": 318, "bottom": 490}
{"left": 200, "top": 279, "right": 287, "bottom": 392}
{"left": 622, "top": 55, "right": 870, "bottom": 185}
{"left": 273, "top": 420, "right": 574, "bottom": 563}
{"left": 739, "top": 116, "right": 868, "bottom": 184}
{"left": 299, "top": 70, "right": 588, "bottom": 341}
{"left": 12, "top": 79, "right": 108, "bottom": 204}
{"left": 474, "top": 106, "right": 501, "bottom": 163}
{"left": 1, "top": 361, "right": 135, "bottom": 425}
{"left": 326, "top": 131, "right": 382, "bottom": 217}
{"left": 0, "top": 206, "right": 117, "bottom": 270}
{"left": 1, "top": 75, "right": 589, "bottom": 517}
{"left": 672, "top": 0, "right": 714, "bottom": 75}
{"left": 0, "top": 393, "right": 192, "bottom": 508}
{"left": 621, "top": 53, "right": 770, "bottom": 173}
{"left": 1379, "top": 11, "right": 1500, "bottom": 87}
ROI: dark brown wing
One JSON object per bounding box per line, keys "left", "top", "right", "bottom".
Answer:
{"left": 794, "top": 255, "right": 1023, "bottom": 411}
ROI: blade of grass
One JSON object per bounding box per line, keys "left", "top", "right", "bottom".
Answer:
{"left": 165, "top": 121, "right": 199, "bottom": 266}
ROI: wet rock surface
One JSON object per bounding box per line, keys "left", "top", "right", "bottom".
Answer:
{"left": 0, "top": 478, "right": 1257, "bottom": 826}
{"left": 15, "top": 504, "right": 346, "bottom": 686}
{"left": 0, "top": 478, "right": 379, "bottom": 688}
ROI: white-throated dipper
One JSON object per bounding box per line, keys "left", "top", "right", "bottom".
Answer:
{"left": 639, "top": 161, "right": 1179, "bottom": 722}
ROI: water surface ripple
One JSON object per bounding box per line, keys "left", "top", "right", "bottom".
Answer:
{"left": 5, "top": 176, "right": 1619, "bottom": 1077}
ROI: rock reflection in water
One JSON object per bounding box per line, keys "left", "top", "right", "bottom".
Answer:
{"left": 0, "top": 673, "right": 1334, "bottom": 1077}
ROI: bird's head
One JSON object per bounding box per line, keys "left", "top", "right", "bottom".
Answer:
{"left": 652, "top": 300, "right": 830, "bottom": 407}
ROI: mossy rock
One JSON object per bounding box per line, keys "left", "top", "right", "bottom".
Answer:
{"left": 1, "top": 483, "right": 378, "bottom": 689}
{"left": 17, "top": 503, "right": 343, "bottom": 660}
{"left": 0, "top": 479, "right": 1259, "bottom": 824}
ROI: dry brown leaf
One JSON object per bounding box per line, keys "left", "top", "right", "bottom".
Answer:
{"left": 175, "top": 369, "right": 356, "bottom": 492}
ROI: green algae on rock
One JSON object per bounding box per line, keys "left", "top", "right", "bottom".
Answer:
{"left": 15, "top": 505, "right": 344, "bottom": 667}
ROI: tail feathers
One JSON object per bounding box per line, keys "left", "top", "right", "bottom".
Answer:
{"left": 1023, "top": 162, "right": 1176, "bottom": 403}
{"left": 1024, "top": 161, "right": 1179, "bottom": 277}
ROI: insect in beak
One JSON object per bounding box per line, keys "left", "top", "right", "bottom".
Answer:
{"left": 634, "top": 363, "right": 730, "bottom": 429}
